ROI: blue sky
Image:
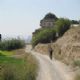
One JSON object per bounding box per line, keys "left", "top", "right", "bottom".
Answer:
{"left": 0, "top": 0, "right": 80, "bottom": 38}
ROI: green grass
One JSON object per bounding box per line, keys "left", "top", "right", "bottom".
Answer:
{"left": 0, "top": 51, "right": 38, "bottom": 80}
{"left": 0, "top": 55, "right": 22, "bottom": 64}
{"left": 0, "top": 50, "right": 14, "bottom": 56}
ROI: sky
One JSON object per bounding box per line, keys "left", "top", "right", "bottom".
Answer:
{"left": 0, "top": 0, "right": 80, "bottom": 38}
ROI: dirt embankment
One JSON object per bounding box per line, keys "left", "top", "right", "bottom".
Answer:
{"left": 34, "top": 27, "right": 80, "bottom": 65}
{"left": 34, "top": 43, "right": 50, "bottom": 56}
{"left": 52, "top": 27, "right": 80, "bottom": 64}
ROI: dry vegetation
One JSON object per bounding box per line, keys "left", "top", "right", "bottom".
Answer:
{"left": 0, "top": 49, "right": 38, "bottom": 80}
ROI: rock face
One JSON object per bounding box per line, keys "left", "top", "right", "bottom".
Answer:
{"left": 34, "top": 27, "right": 80, "bottom": 64}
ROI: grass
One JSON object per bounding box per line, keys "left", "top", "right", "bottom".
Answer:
{"left": 0, "top": 50, "right": 38, "bottom": 80}
{"left": 0, "top": 50, "right": 14, "bottom": 56}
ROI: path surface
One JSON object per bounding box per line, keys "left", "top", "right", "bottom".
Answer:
{"left": 26, "top": 45, "right": 74, "bottom": 80}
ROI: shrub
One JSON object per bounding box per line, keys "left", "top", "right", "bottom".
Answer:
{"left": 55, "top": 18, "right": 71, "bottom": 36}
{"left": 0, "top": 38, "right": 26, "bottom": 51}
{"left": 73, "top": 60, "right": 80, "bottom": 67}
{"left": 32, "top": 28, "right": 56, "bottom": 47}
{"left": 71, "top": 20, "right": 79, "bottom": 24}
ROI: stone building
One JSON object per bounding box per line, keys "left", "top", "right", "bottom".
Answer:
{"left": 40, "top": 13, "right": 58, "bottom": 28}
{"left": 32, "top": 13, "right": 58, "bottom": 36}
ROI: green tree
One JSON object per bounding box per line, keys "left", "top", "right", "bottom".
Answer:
{"left": 71, "top": 20, "right": 79, "bottom": 24}
{"left": 55, "top": 18, "right": 71, "bottom": 36}
{"left": 32, "top": 28, "right": 56, "bottom": 47}
{"left": 44, "top": 13, "right": 58, "bottom": 20}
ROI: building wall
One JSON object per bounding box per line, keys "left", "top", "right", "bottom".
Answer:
{"left": 40, "top": 19, "right": 55, "bottom": 28}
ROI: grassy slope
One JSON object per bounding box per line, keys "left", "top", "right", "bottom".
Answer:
{"left": 0, "top": 50, "right": 38, "bottom": 80}
{"left": 0, "top": 50, "right": 14, "bottom": 56}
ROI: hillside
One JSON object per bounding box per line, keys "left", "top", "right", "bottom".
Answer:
{"left": 34, "top": 26, "right": 80, "bottom": 65}
{"left": 52, "top": 27, "right": 80, "bottom": 64}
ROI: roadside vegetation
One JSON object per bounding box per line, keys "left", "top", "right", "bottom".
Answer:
{"left": 0, "top": 38, "right": 26, "bottom": 51}
{"left": 32, "top": 18, "right": 71, "bottom": 47}
{"left": 0, "top": 49, "right": 38, "bottom": 80}
{"left": 55, "top": 18, "right": 71, "bottom": 36}
{"left": 32, "top": 28, "right": 56, "bottom": 47}
{"left": 0, "top": 38, "right": 38, "bottom": 80}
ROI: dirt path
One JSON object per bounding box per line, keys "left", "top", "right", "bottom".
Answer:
{"left": 26, "top": 45, "right": 74, "bottom": 80}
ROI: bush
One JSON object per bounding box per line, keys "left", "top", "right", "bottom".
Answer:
{"left": 71, "top": 20, "right": 79, "bottom": 24}
{"left": 32, "top": 28, "right": 56, "bottom": 47}
{"left": 73, "top": 60, "right": 80, "bottom": 67}
{"left": 55, "top": 18, "right": 71, "bottom": 36}
{"left": 0, "top": 38, "right": 26, "bottom": 51}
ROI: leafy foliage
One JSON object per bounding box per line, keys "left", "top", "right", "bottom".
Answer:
{"left": 0, "top": 38, "right": 26, "bottom": 51}
{"left": 32, "top": 28, "right": 56, "bottom": 47}
{"left": 55, "top": 18, "right": 71, "bottom": 36}
{"left": 71, "top": 20, "right": 79, "bottom": 24}
{"left": 44, "top": 13, "right": 58, "bottom": 20}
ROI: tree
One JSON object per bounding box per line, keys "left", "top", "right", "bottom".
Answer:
{"left": 44, "top": 13, "right": 58, "bottom": 20}
{"left": 71, "top": 20, "right": 79, "bottom": 24}
{"left": 32, "top": 28, "right": 56, "bottom": 47}
{"left": 55, "top": 18, "right": 71, "bottom": 36}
